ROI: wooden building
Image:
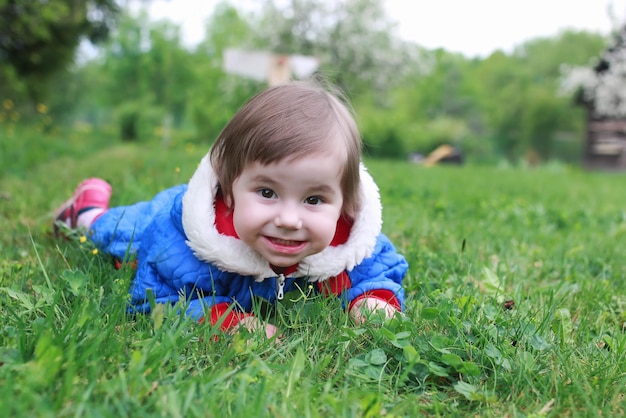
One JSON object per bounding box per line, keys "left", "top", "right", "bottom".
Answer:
{"left": 583, "top": 117, "right": 626, "bottom": 169}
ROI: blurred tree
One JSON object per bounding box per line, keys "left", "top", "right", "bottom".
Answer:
{"left": 512, "top": 31, "right": 605, "bottom": 161}
{"left": 466, "top": 31, "right": 605, "bottom": 161}
{"left": 95, "top": 11, "right": 196, "bottom": 141}
{"left": 470, "top": 51, "right": 529, "bottom": 159}
{"left": 561, "top": 27, "right": 626, "bottom": 118}
{"left": 520, "top": 86, "right": 571, "bottom": 158}
{"left": 361, "top": 29, "right": 605, "bottom": 162}
{"left": 515, "top": 30, "right": 606, "bottom": 79}
{"left": 322, "top": 0, "right": 412, "bottom": 98}
{"left": 357, "top": 49, "right": 476, "bottom": 157}
{"left": 0, "top": 0, "right": 120, "bottom": 105}
{"left": 59, "top": 3, "right": 259, "bottom": 142}
{"left": 189, "top": 2, "right": 263, "bottom": 141}
{"left": 251, "top": 0, "right": 415, "bottom": 99}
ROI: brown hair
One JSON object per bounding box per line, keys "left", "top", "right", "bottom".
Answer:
{"left": 210, "top": 81, "right": 362, "bottom": 216}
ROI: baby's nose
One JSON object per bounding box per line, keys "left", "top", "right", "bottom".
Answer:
{"left": 274, "top": 204, "right": 302, "bottom": 229}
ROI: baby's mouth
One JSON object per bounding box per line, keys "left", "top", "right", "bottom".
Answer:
{"left": 267, "top": 237, "right": 304, "bottom": 247}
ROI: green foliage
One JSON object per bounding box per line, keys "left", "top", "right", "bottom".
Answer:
{"left": 514, "top": 30, "right": 606, "bottom": 77}
{"left": 83, "top": 11, "right": 198, "bottom": 141}
{"left": 470, "top": 30, "right": 606, "bottom": 161}
{"left": 357, "top": 100, "right": 406, "bottom": 158}
{"left": 54, "top": 4, "right": 262, "bottom": 143}
{"left": 0, "top": 1, "right": 612, "bottom": 164}
{"left": 2, "top": 131, "right": 626, "bottom": 416}
{"left": 188, "top": 5, "right": 263, "bottom": 142}
{"left": 115, "top": 99, "right": 165, "bottom": 142}
{"left": 359, "top": 30, "right": 606, "bottom": 163}
{"left": 0, "top": 0, "right": 119, "bottom": 103}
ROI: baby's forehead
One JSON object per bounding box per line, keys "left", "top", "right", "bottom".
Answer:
{"left": 248, "top": 145, "right": 348, "bottom": 168}
{"left": 252, "top": 129, "right": 349, "bottom": 160}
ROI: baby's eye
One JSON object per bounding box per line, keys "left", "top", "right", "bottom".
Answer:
{"left": 258, "top": 188, "right": 276, "bottom": 199}
{"left": 305, "top": 196, "right": 323, "bottom": 205}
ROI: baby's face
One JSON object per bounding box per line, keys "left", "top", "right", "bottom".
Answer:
{"left": 229, "top": 147, "right": 345, "bottom": 268}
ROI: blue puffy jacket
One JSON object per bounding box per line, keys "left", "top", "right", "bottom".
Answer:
{"left": 90, "top": 157, "right": 408, "bottom": 321}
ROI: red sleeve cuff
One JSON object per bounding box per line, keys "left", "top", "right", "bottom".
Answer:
{"left": 349, "top": 289, "right": 402, "bottom": 312}
{"left": 113, "top": 259, "right": 138, "bottom": 270}
{"left": 199, "top": 302, "right": 253, "bottom": 331}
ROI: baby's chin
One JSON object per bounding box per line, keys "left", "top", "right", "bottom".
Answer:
{"left": 265, "top": 256, "right": 305, "bottom": 268}
{"left": 263, "top": 250, "right": 319, "bottom": 269}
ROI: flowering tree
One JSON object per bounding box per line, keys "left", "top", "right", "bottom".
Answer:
{"left": 562, "top": 26, "right": 626, "bottom": 118}
{"left": 250, "top": 0, "right": 418, "bottom": 98}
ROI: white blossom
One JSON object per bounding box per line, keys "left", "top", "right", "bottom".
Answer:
{"left": 561, "top": 30, "right": 626, "bottom": 118}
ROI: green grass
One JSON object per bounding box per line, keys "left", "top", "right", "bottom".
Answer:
{"left": 1, "top": 128, "right": 626, "bottom": 417}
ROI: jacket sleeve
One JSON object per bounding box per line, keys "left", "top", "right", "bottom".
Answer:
{"left": 127, "top": 192, "right": 239, "bottom": 322}
{"left": 346, "top": 233, "right": 408, "bottom": 310}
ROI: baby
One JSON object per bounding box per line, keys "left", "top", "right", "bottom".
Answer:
{"left": 54, "top": 81, "right": 408, "bottom": 338}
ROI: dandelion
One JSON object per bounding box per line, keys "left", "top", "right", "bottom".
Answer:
{"left": 92, "top": 249, "right": 98, "bottom": 255}
{"left": 36, "top": 103, "right": 48, "bottom": 114}
{"left": 79, "top": 236, "right": 87, "bottom": 243}
{"left": 3, "top": 99, "right": 13, "bottom": 110}
{"left": 175, "top": 167, "right": 181, "bottom": 174}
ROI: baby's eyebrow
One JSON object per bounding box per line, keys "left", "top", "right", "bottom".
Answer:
{"left": 250, "top": 174, "right": 277, "bottom": 184}
{"left": 307, "top": 184, "right": 337, "bottom": 195}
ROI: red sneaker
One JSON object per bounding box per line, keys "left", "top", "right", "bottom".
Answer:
{"left": 54, "top": 178, "right": 112, "bottom": 230}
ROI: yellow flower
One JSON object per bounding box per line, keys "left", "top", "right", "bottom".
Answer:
{"left": 36, "top": 103, "right": 48, "bottom": 114}
{"left": 175, "top": 167, "right": 181, "bottom": 174}
{"left": 79, "top": 236, "right": 87, "bottom": 243}
{"left": 3, "top": 99, "right": 13, "bottom": 110}
{"left": 92, "top": 249, "right": 98, "bottom": 255}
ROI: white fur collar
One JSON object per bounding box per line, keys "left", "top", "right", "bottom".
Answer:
{"left": 181, "top": 154, "right": 382, "bottom": 281}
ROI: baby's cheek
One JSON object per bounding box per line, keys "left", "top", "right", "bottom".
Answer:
{"left": 232, "top": 209, "right": 254, "bottom": 240}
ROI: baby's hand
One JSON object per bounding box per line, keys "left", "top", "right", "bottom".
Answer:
{"left": 349, "top": 297, "right": 398, "bottom": 324}
{"left": 234, "top": 316, "right": 279, "bottom": 339}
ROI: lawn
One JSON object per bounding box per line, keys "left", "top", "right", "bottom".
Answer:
{"left": 1, "top": 130, "right": 625, "bottom": 416}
